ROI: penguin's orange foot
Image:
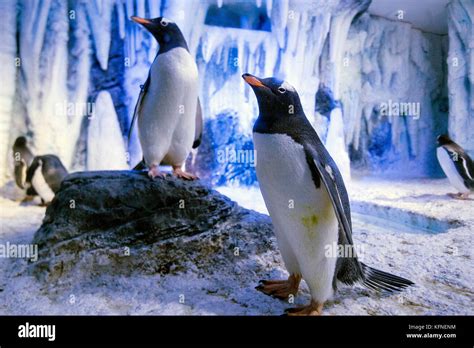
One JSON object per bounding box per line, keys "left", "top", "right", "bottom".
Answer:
{"left": 256, "top": 273, "right": 301, "bottom": 299}
{"left": 172, "top": 166, "right": 198, "bottom": 180}
{"left": 285, "top": 300, "right": 324, "bottom": 316}
{"left": 147, "top": 166, "right": 165, "bottom": 179}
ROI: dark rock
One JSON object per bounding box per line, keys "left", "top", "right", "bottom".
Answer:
{"left": 30, "top": 171, "right": 274, "bottom": 283}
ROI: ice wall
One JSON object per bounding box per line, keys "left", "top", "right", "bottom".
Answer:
{"left": 0, "top": 0, "right": 456, "bottom": 187}
{"left": 340, "top": 14, "right": 449, "bottom": 177}
{"left": 187, "top": 0, "right": 370, "bottom": 184}
{"left": 447, "top": 0, "right": 474, "bottom": 157}
{"left": 0, "top": 0, "right": 17, "bottom": 185}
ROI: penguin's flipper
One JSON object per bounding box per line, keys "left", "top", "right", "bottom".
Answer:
{"left": 127, "top": 75, "right": 151, "bottom": 144}
{"left": 193, "top": 97, "right": 203, "bottom": 149}
{"left": 442, "top": 145, "right": 474, "bottom": 188}
{"left": 304, "top": 145, "right": 364, "bottom": 281}
{"left": 25, "top": 156, "right": 41, "bottom": 186}
{"left": 305, "top": 145, "right": 414, "bottom": 290}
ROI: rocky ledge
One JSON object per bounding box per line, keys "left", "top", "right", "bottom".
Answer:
{"left": 30, "top": 171, "right": 275, "bottom": 283}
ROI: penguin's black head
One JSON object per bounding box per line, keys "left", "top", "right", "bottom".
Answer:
{"left": 131, "top": 16, "right": 188, "bottom": 53}
{"left": 242, "top": 73, "right": 304, "bottom": 120}
{"left": 437, "top": 134, "right": 453, "bottom": 146}
{"left": 13, "top": 136, "right": 27, "bottom": 148}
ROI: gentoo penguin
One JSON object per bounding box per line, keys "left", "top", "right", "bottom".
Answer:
{"left": 129, "top": 16, "right": 201, "bottom": 180}
{"left": 243, "top": 73, "right": 413, "bottom": 315}
{"left": 436, "top": 134, "right": 474, "bottom": 199}
{"left": 12, "top": 136, "right": 37, "bottom": 199}
{"left": 25, "top": 155, "right": 68, "bottom": 206}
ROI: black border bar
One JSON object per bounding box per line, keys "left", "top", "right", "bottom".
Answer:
{"left": 0, "top": 315, "right": 471, "bottom": 345}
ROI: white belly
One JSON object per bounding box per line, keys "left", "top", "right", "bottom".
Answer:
{"left": 31, "top": 163, "right": 55, "bottom": 203}
{"left": 437, "top": 147, "right": 469, "bottom": 193}
{"left": 138, "top": 47, "right": 198, "bottom": 166}
{"left": 253, "top": 132, "right": 338, "bottom": 302}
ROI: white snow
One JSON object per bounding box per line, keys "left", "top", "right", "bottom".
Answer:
{"left": 0, "top": 178, "right": 472, "bottom": 315}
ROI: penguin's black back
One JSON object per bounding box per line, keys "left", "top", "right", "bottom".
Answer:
{"left": 26, "top": 155, "right": 68, "bottom": 193}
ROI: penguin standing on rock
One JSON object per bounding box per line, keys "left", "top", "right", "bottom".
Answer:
{"left": 26, "top": 155, "right": 68, "bottom": 206}
{"left": 243, "top": 73, "right": 413, "bottom": 315}
{"left": 129, "top": 16, "right": 202, "bottom": 180}
{"left": 436, "top": 134, "right": 474, "bottom": 199}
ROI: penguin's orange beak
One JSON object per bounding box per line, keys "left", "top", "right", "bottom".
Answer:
{"left": 131, "top": 16, "right": 152, "bottom": 25}
{"left": 242, "top": 73, "right": 266, "bottom": 88}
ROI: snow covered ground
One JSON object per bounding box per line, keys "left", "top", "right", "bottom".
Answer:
{"left": 0, "top": 178, "right": 472, "bottom": 315}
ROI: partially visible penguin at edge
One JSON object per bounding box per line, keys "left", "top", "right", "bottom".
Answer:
{"left": 12, "top": 136, "right": 68, "bottom": 206}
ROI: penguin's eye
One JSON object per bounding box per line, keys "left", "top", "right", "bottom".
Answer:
{"left": 278, "top": 86, "right": 286, "bottom": 94}
{"left": 160, "top": 19, "right": 168, "bottom": 27}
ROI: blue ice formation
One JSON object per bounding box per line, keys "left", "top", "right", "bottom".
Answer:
{"left": 0, "top": 0, "right": 470, "bottom": 186}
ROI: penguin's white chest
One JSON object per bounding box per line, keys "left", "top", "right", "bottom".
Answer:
{"left": 253, "top": 132, "right": 338, "bottom": 302}
{"left": 31, "top": 164, "right": 55, "bottom": 203}
{"left": 437, "top": 147, "right": 469, "bottom": 193}
{"left": 138, "top": 47, "right": 198, "bottom": 166}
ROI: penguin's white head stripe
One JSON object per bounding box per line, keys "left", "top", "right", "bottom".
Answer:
{"left": 280, "top": 81, "right": 295, "bottom": 93}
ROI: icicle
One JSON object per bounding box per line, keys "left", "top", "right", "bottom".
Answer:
{"left": 266, "top": 0, "right": 273, "bottom": 19}
{"left": 325, "top": 108, "right": 351, "bottom": 182}
{"left": 271, "top": 0, "right": 288, "bottom": 48}
{"left": 125, "top": 0, "right": 134, "bottom": 19}
{"left": 87, "top": 91, "right": 128, "bottom": 170}
{"left": 85, "top": 0, "right": 113, "bottom": 70}
{"left": 116, "top": 1, "right": 126, "bottom": 39}
{"left": 148, "top": 0, "right": 161, "bottom": 18}
{"left": 136, "top": 0, "right": 145, "bottom": 18}
{"left": 96, "top": 0, "right": 103, "bottom": 15}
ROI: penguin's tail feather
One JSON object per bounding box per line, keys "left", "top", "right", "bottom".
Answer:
{"left": 361, "top": 263, "right": 414, "bottom": 293}
{"left": 133, "top": 159, "right": 147, "bottom": 171}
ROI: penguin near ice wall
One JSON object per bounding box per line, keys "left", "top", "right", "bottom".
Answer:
{"left": 243, "top": 73, "right": 413, "bottom": 315}
{"left": 436, "top": 134, "right": 474, "bottom": 200}
{"left": 12, "top": 136, "right": 36, "bottom": 199}
{"left": 25, "top": 155, "right": 68, "bottom": 206}
{"left": 128, "top": 16, "right": 202, "bottom": 180}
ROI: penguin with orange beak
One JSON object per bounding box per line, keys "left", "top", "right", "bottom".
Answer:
{"left": 243, "top": 73, "right": 413, "bottom": 315}
{"left": 129, "top": 16, "right": 202, "bottom": 180}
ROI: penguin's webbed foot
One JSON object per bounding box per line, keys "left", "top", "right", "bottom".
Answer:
{"left": 172, "top": 166, "right": 198, "bottom": 181}
{"left": 147, "top": 165, "right": 166, "bottom": 179}
{"left": 255, "top": 273, "right": 301, "bottom": 300}
{"left": 285, "top": 300, "right": 324, "bottom": 316}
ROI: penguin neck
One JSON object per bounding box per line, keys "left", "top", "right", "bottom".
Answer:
{"left": 253, "top": 110, "right": 319, "bottom": 145}
{"left": 157, "top": 33, "right": 189, "bottom": 55}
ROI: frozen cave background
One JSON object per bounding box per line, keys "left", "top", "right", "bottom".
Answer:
{"left": 0, "top": 0, "right": 472, "bottom": 188}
